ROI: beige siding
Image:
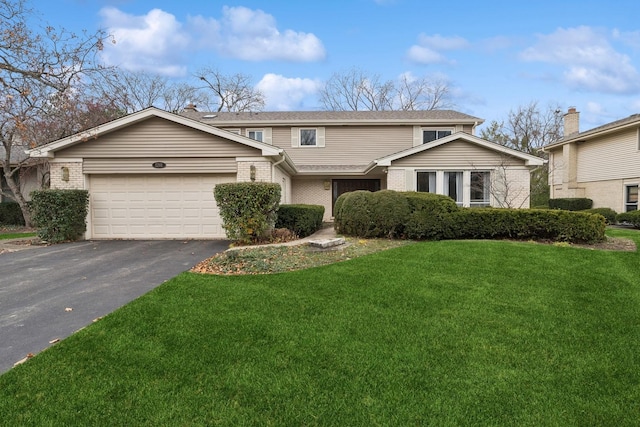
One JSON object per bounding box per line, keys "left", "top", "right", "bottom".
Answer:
{"left": 577, "top": 128, "right": 640, "bottom": 182}
{"left": 278, "top": 126, "right": 413, "bottom": 166}
{"left": 56, "top": 117, "right": 260, "bottom": 158}
{"left": 83, "top": 158, "right": 236, "bottom": 174}
{"left": 391, "top": 140, "right": 524, "bottom": 168}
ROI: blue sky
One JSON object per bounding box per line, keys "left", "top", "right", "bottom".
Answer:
{"left": 32, "top": 0, "right": 640, "bottom": 131}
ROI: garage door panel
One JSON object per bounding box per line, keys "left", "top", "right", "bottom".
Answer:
{"left": 90, "top": 174, "right": 233, "bottom": 239}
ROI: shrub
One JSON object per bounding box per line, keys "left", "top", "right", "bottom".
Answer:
{"left": 446, "top": 208, "right": 605, "bottom": 243}
{"left": 30, "top": 190, "right": 89, "bottom": 243}
{"left": 335, "top": 190, "right": 375, "bottom": 237}
{"left": 583, "top": 208, "right": 617, "bottom": 225}
{"left": 367, "top": 190, "right": 411, "bottom": 238}
{"left": 275, "top": 204, "right": 325, "bottom": 238}
{"left": 617, "top": 210, "right": 640, "bottom": 228}
{"left": 214, "top": 182, "right": 281, "bottom": 244}
{"left": 549, "top": 198, "right": 593, "bottom": 211}
{"left": 403, "top": 192, "right": 459, "bottom": 240}
{"left": 0, "top": 202, "right": 25, "bottom": 225}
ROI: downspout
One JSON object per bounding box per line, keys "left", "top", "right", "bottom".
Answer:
{"left": 272, "top": 153, "right": 287, "bottom": 203}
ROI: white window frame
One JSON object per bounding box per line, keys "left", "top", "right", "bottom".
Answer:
{"left": 246, "top": 128, "right": 264, "bottom": 142}
{"left": 470, "top": 171, "right": 491, "bottom": 208}
{"left": 300, "top": 128, "right": 317, "bottom": 146}
{"left": 625, "top": 184, "right": 638, "bottom": 212}
{"left": 422, "top": 127, "right": 454, "bottom": 144}
{"left": 416, "top": 170, "right": 437, "bottom": 193}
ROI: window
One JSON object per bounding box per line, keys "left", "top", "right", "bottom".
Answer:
{"left": 626, "top": 185, "right": 638, "bottom": 211}
{"left": 417, "top": 171, "right": 436, "bottom": 193}
{"left": 300, "top": 129, "right": 317, "bottom": 146}
{"left": 247, "top": 129, "right": 263, "bottom": 142}
{"left": 423, "top": 129, "right": 452, "bottom": 144}
{"left": 470, "top": 171, "right": 490, "bottom": 207}
{"left": 444, "top": 171, "right": 463, "bottom": 205}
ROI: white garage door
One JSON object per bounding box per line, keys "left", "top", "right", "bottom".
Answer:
{"left": 90, "top": 174, "right": 235, "bottom": 239}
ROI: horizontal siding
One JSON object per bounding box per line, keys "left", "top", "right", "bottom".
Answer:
{"left": 577, "top": 128, "right": 640, "bottom": 182}
{"left": 57, "top": 117, "right": 260, "bottom": 158}
{"left": 282, "top": 126, "right": 413, "bottom": 166}
{"left": 391, "top": 140, "right": 524, "bottom": 168}
{"left": 83, "top": 158, "right": 237, "bottom": 174}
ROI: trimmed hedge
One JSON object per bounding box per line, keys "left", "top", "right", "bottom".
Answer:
{"left": 549, "top": 198, "right": 593, "bottom": 211}
{"left": 276, "top": 204, "right": 325, "bottom": 238}
{"left": 30, "top": 190, "right": 89, "bottom": 243}
{"left": 583, "top": 208, "right": 617, "bottom": 225}
{"left": 214, "top": 182, "right": 281, "bottom": 244}
{"left": 334, "top": 189, "right": 605, "bottom": 243}
{"left": 0, "top": 202, "right": 25, "bottom": 225}
{"left": 446, "top": 208, "right": 606, "bottom": 243}
{"left": 617, "top": 210, "right": 640, "bottom": 228}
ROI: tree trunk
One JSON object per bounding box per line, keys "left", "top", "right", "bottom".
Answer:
{"left": 2, "top": 167, "right": 33, "bottom": 227}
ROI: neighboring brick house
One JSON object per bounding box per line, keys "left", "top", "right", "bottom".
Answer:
{"left": 29, "top": 107, "right": 544, "bottom": 240}
{"left": 544, "top": 108, "right": 640, "bottom": 213}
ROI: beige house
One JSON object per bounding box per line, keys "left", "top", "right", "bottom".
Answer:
{"left": 29, "top": 107, "right": 544, "bottom": 240}
{"left": 544, "top": 108, "right": 639, "bottom": 213}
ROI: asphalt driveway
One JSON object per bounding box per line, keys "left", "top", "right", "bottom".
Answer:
{"left": 0, "top": 239, "right": 228, "bottom": 374}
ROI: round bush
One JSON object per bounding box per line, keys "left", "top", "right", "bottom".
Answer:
{"left": 367, "top": 190, "right": 411, "bottom": 238}
{"left": 337, "top": 190, "right": 375, "bottom": 237}
{"left": 582, "top": 208, "right": 617, "bottom": 225}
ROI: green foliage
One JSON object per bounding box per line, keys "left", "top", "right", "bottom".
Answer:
{"left": 367, "top": 190, "right": 411, "bottom": 238}
{"left": 30, "top": 190, "right": 89, "bottom": 243}
{"left": 214, "top": 182, "right": 281, "bottom": 244}
{"left": 549, "top": 197, "right": 593, "bottom": 211}
{"left": 617, "top": 210, "right": 640, "bottom": 228}
{"left": 446, "top": 208, "right": 606, "bottom": 243}
{"left": 334, "top": 190, "right": 375, "bottom": 237}
{"left": 403, "top": 192, "right": 459, "bottom": 240}
{"left": 275, "top": 204, "right": 325, "bottom": 238}
{"left": 583, "top": 208, "right": 617, "bottom": 225}
{"left": 0, "top": 202, "right": 25, "bottom": 225}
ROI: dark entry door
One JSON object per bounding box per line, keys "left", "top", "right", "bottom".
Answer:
{"left": 332, "top": 179, "right": 381, "bottom": 215}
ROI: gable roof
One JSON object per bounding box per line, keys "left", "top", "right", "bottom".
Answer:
{"left": 544, "top": 113, "right": 640, "bottom": 150}
{"left": 28, "top": 107, "right": 285, "bottom": 159}
{"left": 181, "top": 109, "right": 484, "bottom": 126}
{"left": 369, "top": 132, "right": 545, "bottom": 171}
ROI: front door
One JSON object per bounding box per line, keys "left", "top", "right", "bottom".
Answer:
{"left": 332, "top": 179, "right": 381, "bottom": 215}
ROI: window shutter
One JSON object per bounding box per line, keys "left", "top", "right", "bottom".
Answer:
{"left": 264, "top": 128, "right": 272, "bottom": 145}
{"left": 291, "top": 127, "right": 299, "bottom": 147}
{"left": 413, "top": 126, "right": 422, "bottom": 147}
{"left": 317, "top": 127, "right": 325, "bottom": 147}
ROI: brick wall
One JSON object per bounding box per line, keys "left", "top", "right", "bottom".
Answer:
{"left": 291, "top": 178, "right": 333, "bottom": 221}
{"left": 237, "top": 160, "right": 272, "bottom": 182}
{"left": 386, "top": 169, "right": 406, "bottom": 191}
{"left": 50, "top": 161, "right": 84, "bottom": 190}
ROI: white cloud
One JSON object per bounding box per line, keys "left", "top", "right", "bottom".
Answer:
{"left": 256, "top": 74, "right": 321, "bottom": 110}
{"left": 189, "top": 6, "right": 326, "bottom": 62}
{"left": 99, "top": 7, "right": 190, "bottom": 76}
{"left": 520, "top": 26, "right": 640, "bottom": 94}
{"left": 407, "top": 34, "right": 468, "bottom": 65}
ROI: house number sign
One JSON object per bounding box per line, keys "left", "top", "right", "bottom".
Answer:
{"left": 152, "top": 162, "right": 166, "bottom": 169}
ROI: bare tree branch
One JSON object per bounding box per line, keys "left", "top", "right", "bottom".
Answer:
{"left": 195, "top": 67, "right": 265, "bottom": 112}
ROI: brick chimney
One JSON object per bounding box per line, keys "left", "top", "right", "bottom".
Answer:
{"left": 563, "top": 107, "right": 579, "bottom": 137}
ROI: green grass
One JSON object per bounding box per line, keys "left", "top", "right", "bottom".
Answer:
{"left": 1, "top": 230, "right": 640, "bottom": 425}
{"left": 0, "top": 232, "right": 36, "bottom": 240}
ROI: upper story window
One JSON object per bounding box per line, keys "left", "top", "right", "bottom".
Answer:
{"left": 423, "top": 128, "right": 453, "bottom": 144}
{"left": 300, "top": 129, "right": 317, "bottom": 146}
{"left": 626, "top": 185, "right": 638, "bottom": 212}
{"left": 247, "top": 129, "right": 263, "bottom": 142}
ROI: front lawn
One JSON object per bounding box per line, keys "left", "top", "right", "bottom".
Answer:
{"left": 1, "top": 230, "right": 639, "bottom": 425}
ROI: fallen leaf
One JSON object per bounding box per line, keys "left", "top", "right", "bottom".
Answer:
{"left": 92, "top": 317, "right": 103, "bottom": 322}
{"left": 49, "top": 338, "right": 60, "bottom": 344}
{"left": 14, "top": 353, "right": 35, "bottom": 366}
{"left": 65, "top": 307, "right": 73, "bottom": 312}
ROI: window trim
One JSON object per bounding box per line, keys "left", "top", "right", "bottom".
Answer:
{"left": 416, "top": 170, "right": 437, "bottom": 193}
{"left": 246, "top": 128, "right": 264, "bottom": 142}
{"left": 625, "top": 184, "right": 638, "bottom": 212}
{"left": 422, "top": 127, "right": 454, "bottom": 144}
{"left": 470, "top": 170, "right": 491, "bottom": 208}
{"left": 299, "top": 128, "right": 317, "bottom": 147}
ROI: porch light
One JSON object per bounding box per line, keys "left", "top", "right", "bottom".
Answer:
{"left": 323, "top": 179, "right": 331, "bottom": 190}
{"left": 250, "top": 165, "right": 256, "bottom": 182}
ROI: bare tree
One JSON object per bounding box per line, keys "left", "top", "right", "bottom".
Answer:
{"left": 480, "top": 101, "right": 562, "bottom": 155}
{"left": 0, "top": 0, "right": 111, "bottom": 225}
{"left": 480, "top": 101, "right": 562, "bottom": 206}
{"left": 89, "top": 70, "right": 208, "bottom": 113}
{"left": 196, "top": 67, "right": 265, "bottom": 112}
{"left": 396, "top": 74, "right": 453, "bottom": 111}
{"left": 319, "top": 68, "right": 452, "bottom": 111}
